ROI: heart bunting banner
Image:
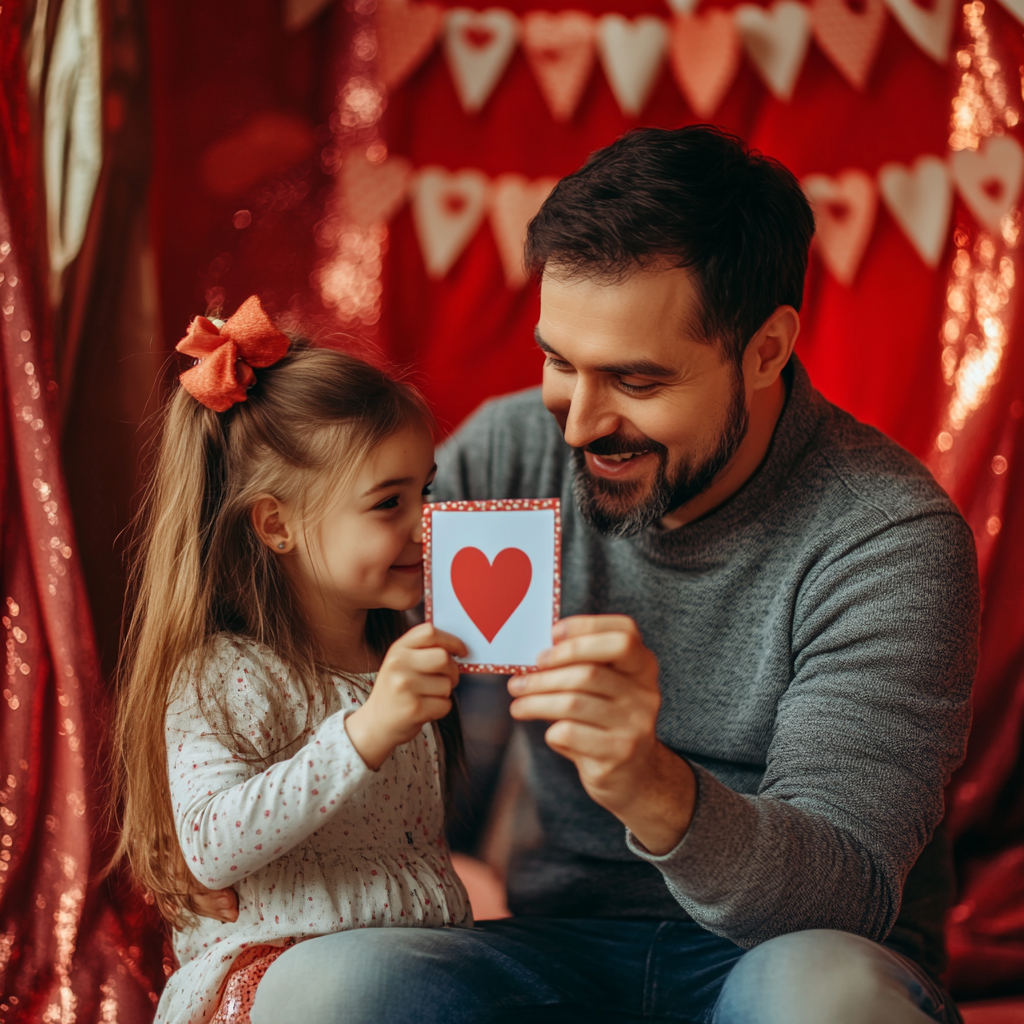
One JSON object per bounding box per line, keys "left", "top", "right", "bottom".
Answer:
{"left": 343, "top": 137, "right": 1024, "bottom": 287}
{"left": 595, "top": 14, "right": 670, "bottom": 117}
{"left": 444, "top": 7, "right": 520, "bottom": 113}
{"left": 521, "top": 11, "right": 597, "bottom": 123}
{"left": 374, "top": 0, "right": 983, "bottom": 119}
{"left": 810, "top": 0, "right": 888, "bottom": 91}
{"left": 877, "top": 155, "right": 954, "bottom": 268}
{"left": 803, "top": 169, "right": 878, "bottom": 285}
{"left": 734, "top": 1, "right": 811, "bottom": 103}
{"left": 669, "top": 11, "right": 742, "bottom": 119}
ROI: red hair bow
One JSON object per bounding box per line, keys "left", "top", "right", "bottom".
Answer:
{"left": 175, "top": 295, "right": 290, "bottom": 412}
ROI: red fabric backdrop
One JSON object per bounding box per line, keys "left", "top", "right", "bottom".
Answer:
{"left": 0, "top": 2, "right": 164, "bottom": 1018}
{"left": 1, "top": 0, "right": 1023, "bottom": 1018}
{"left": 144, "top": 0, "right": 1024, "bottom": 999}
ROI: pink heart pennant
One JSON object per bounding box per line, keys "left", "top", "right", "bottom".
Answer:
{"left": 669, "top": 11, "right": 741, "bottom": 118}
{"left": 489, "top": 174, "right": 558, "bottom": 288}
{"left": 376, "top": 0, "right": 444, "bottom": 91}
{"left": 878, "top": 155, "right": 952, "bottom": 268}
{"left": 340, "top": 148, "right": 413, "bottom": 228}
{"left": 444, "top": 8, "right": 520, "bottom": 114}
{"left": 410, "top": 166, "right": 489, "bottom": 279}
{"left": 521, "top": 11, "right": 597, "bottom": 123}
{"left": 734, "top": 1, "right": 811, "bottom": 103}
{"left": 883, "top": 0, "right": 954, "bottom": 64}
{"left": 811, "top": 0, "right": 888, "bottom": 90}
{"left": 804, "top": 170, "right": 878, "bottom": 286}
{"left": 950, "top": 136, "right": 1024, "bottom": 234}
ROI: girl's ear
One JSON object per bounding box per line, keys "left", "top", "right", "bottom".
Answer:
{"left": 251, "top": 495, "right": 295, "bottom": 553}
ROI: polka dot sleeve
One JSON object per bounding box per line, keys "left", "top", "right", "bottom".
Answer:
{"left": 166, "top": 653, "right": 374, "bottom": 890}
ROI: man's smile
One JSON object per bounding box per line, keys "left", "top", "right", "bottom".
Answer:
{"left": 585, "top": 449, "right": 657, "bottom": 479}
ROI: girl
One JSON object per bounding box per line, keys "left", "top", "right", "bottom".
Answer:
{"left": 111, "top": 296, "right": 472, "bottom": 1024}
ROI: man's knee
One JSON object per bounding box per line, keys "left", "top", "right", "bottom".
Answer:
{"left": 713, "top": 929, "right": 938, "bottom": 1024}
{"left": 251, "top": 928, "right": 480, "bottom": 1024}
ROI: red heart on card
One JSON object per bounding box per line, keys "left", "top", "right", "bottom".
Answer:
{"left": 450, "top": 547, "right": 532, "bottom": 643}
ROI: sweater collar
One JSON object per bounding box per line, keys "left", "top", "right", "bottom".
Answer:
{"left": 632, "top": 354, "right": 826, "bottom": 563}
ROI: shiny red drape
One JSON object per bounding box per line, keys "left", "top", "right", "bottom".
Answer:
{"left": 0, "top": 3, "right": 162, "bottom": 1019}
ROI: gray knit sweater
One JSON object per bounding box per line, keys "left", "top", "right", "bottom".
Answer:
{"left": 434, "top": 358, "right": 978, "bottom": 976}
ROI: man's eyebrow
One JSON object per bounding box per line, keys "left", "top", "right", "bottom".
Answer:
{"left": 534, "top": 328, "right": 675, "bottom": 378}
{"left": 534, "top": 328, "right": 558, "bottom": 355}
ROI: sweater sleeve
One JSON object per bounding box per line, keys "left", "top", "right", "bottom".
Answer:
{"left": 626, "top": 510, "right": 978, "bottom": 948}
{"left": 166, "top": 650, "right": 374, "bottom": 889}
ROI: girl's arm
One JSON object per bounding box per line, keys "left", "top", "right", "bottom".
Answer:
{"left": 169, "top": 627, "right": 465, "bottom": 892}
{"left": 167, "top": 689, "right": 372, "bottom": 889}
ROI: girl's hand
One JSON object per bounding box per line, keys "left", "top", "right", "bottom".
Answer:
{"left": 345, "top": 623, "right": 467, "bottom": 771}
{"left": 191, "top": 885, "right": 239, "bottom": 923}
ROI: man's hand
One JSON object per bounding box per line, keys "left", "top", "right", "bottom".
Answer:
{"left": 508, "top": 615, "right": 696, "bottom": 856}
{"left": 191, "top": 886, "right": 239, "bottom": 923}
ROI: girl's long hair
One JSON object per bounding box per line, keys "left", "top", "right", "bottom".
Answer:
{"left": 110, "top": 340, "right": 460, "bottom": 925}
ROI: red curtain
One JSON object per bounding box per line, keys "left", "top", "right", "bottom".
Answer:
{"left": 145, "top": 0, "right": 1024, "bottom": 998}
{"left": 1, "top": 0, "right": 1022, "bottom": 1017}
{"left": 0, "top": 2, "right": 163, "bottom": 1018}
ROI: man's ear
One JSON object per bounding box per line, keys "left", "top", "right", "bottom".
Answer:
{"left": 745, "top": 305, "right": 800, "bottom": 391}
{"left": 251, "top": 495, "right": 295, "bottom": 553}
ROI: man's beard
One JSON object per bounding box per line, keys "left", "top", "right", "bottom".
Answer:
{"left": 571, "top": 375, "right": 750, "bottom": 538}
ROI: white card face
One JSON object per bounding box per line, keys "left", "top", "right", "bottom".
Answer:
{"left": 424, "top": 500, "right": 561, "bottom": 672}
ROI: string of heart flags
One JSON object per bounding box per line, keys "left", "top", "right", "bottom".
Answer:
{"left": 342, "top": 133, "right": 1024, "bottom": 288}
{"left": 376, "top": 0, "right": 1024, "bottom": 119}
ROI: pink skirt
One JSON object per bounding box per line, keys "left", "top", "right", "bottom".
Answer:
{"left": 209, "top": 940, "right": 295, "bottom": 1024}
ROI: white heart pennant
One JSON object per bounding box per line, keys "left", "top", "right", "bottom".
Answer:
{"left": 669, "top": 11, "right": 741, "bottom": 118}
{"left": 804, "top": 169, "right": 878, "bottom": 285}
{"left": 521, "top": 11, "right": 597, "bottom": 123}
{"left": 377, "top": 0, "right": 445, "bottom": 91}
{"left": 734, "top": 1, "right": 811, "bottom": 103}
{"left": 489, "top": 174, "right": 558, "bottom": 287}
{"left": 666, "top": 0, "right": 701, "bottom": 13}
{"left": 878, "top": 155, "right": 952, "bottom": 268}
{"left": 995, "top": 0, "right": 1024, "bottom": 24}
{"left": 950, "top": 136, "right": 1024, "bottom": 234}
{"left": 596, "top": 14, "right": 669, "bottom": 117}
{"left": 810, "top": 0, "right": 887, "bottom": 90}
{"left": 341, "top": 149, "right": 413, "bottom": 228}
{"left": 883, "top": 0, "right": 955, "bottom": 63}
{"left": 411, "top": 167, "right": 489, "bottom": 278}
{"left": 444, "top": 8, "right": 520, "bottom": 114}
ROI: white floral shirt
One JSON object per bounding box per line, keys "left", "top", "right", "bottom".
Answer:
{"left": 156, "top": 636, "right": 472, "bottom": 1024}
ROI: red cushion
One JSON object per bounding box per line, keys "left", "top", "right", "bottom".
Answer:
{"left": 959, "top": 1000, "right": 1024, "bottom": 1023}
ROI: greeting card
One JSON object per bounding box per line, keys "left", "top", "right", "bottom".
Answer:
{"left": 423, "top": 498, "right": 561, "bottom": 672}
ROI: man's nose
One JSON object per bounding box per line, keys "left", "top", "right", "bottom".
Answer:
{"left": 563, "top": 379, "right": 620, "bottom": 449}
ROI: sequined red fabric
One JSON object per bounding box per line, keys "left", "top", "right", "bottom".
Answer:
{"left": 0, "top": 3, "right": 164, "bottom": 1019}
{"left": 208, "top": 943, "right": 293, "bottom": 1024}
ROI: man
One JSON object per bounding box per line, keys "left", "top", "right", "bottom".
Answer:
{"left": 249, "top": 126, "right": 977, "bottom": 1023}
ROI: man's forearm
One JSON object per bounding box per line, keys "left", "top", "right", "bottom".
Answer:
{"left": 603, "top": 741, "right": 697, "bottom": 856}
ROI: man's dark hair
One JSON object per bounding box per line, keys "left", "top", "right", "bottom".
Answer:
{"left": 525, "top": 126, "right": 816, "bottom": 367}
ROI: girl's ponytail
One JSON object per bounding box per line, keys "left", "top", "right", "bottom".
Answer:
{"left": 112, "top": 391, "right": 227, "bottom": 922}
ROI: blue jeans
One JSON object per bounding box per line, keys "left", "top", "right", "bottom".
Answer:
{"left": 249, "top": 918, "right": 962, "bottom": 1024}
